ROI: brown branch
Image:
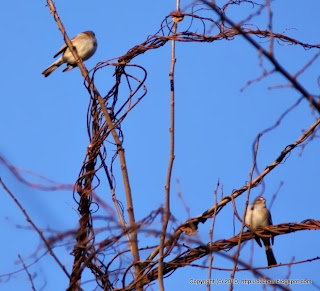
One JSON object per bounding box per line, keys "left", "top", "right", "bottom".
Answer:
{"left": 207, "top": 182, "right": 219, "bottom": 291}
{"left": 44, "top": 1, "right": 141, "bottom": 290}
{"left": 143, "top": 116, "right": 320, "bottom": 269}
{"left": 229, "top": 134, "right": 260, "bottom": 290}
{"left": 202, "top": 0, "right": 320, "bottom": 113}
{"left": 0, "top": 179, "right": 70, "bottom": 279}
{"left": 35, "top": 2, "right": 320, "bottom": 290}
{"left": 0, "top": 155, "right": 73, "bottom": 191}
{"left": 45, "top": 2, "right": 98, "bottom": 289}
{"left": 158, "top": 4, "right": 180, "bottom": 290}
{"left": 185, "top": 116, "right": 320, "bottom": 227}
{"left": 18, "top": 255, "right": 36, "bottom": 291}
{"left": 119, "top": 220, "right": 320, "bottom": 290}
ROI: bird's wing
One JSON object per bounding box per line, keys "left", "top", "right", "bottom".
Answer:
{"left": 254, "top": 236, "right": 263, "bottom": 248}
{"left": 269, "top": 213, "right": 273, "bottom": 226}
{"left": 268, "top": 211, "right": 275, "bottom": 245}
{"left": 53, "top": 43, "right": 68, "bottom": 58}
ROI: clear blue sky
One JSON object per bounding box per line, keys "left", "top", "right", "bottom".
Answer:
{"left": 1, "top": 0, "right": 319, "bottom": 290}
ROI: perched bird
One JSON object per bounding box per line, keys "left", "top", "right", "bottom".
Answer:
{"left": 42, "top": 31, "right": 97, "bottom": 77}
{"left": 245, "top": 196, "right": 277, "bottom": 266}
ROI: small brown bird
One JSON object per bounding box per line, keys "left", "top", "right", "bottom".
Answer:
{"left": 245, "top": 196, "right": 277, "bottom": 266}
{"left": 42, "top": 31, "right": 97, "bottom": 77}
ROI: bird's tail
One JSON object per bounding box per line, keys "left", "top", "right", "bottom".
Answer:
{"left": 265, "top": 246, "right": 277, "bottom": 266}
{"left": 42, "top": 58, "right": 63, "bottom": 77}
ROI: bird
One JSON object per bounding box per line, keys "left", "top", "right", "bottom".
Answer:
{"left": 42, "top": 31, "right": 97, "bottom": 77}
{"left": 245, "top": 196, "right": 277, "bottom": 266}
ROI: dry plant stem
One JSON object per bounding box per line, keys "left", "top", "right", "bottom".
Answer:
{"left": 229, "top": 137, "right": 260, "bottom": 291}
{"left": 203, "top": 1, "right": 320, "bottom": 114}
{"left": 158, "top": 3, "right": 180, "bottom": 289}
{"left": 266, "top": 0, "right": 274, "bottom": 54}
{"left": 45, "top": 1, "right": 141, "bottom": 290}
{"left": 207, "top": 183, "right": 219, "bottom": 291}
{"left": 143, "top": 116, "right": 320, "bottom": 268}
{"left": 69, "top": 105, "right": 98, "bottom": 290}
{"left": 0, "top": 155, "right": 73, "bottom": 191}
{"left": 18, "top": 254, "right": 36, "bottom": 291}
{"left": 117, "top": 220, "right": 320, "bottom": 290}
{"left": 0, "top": 179, "right": 70, "bottom": 279}
{"left": 111, "top": 188, "right": 134, "bottom": 254}
{"left": 198, "top": 117, "right": 320, "bottom": 221}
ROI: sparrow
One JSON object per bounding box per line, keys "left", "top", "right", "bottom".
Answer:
{"left": 42, "top": 31, "right": 97, "bottom": 77}
{"left": 245, "top": 196, "right": 277, "bottom": 266}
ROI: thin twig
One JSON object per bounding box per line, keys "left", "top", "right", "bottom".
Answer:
{"left": 202, "top": 0, "right": 320, "bottom": 113}
{"left": 144, "top": 116, "right": 320, "bottom": 265}
{"left": 0, "top": 179, "right": 70, "bottom": 279}
{"left": 117, "top": 220, "right": 320, "bottom": 290}
{"left": 18, "top": 255, "right": 36, "bottom": 291}
{"left": 207, "top": 181, "right": 219, "bottom": 291}
{"left": 229, "top": 135, "right": 260, "bottom": 291}
{"left": 44, "top": 1, "right": 141, "bottom": 290}
{"left": 158, "top": 1, "right": 180, "bottom": 289}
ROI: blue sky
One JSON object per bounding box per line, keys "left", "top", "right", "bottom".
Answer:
{"left": 1, "top": 0, "right": 320, "bottom": 290}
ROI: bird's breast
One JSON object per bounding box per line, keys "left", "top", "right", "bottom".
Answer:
{"left": 62, "top": 37, "right": 97, "bottom": 64}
